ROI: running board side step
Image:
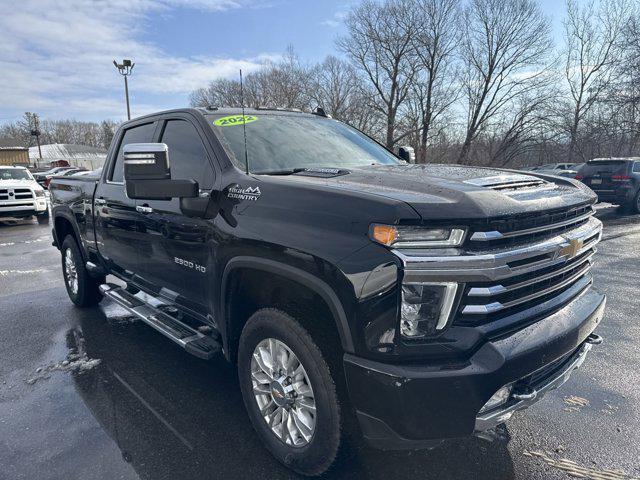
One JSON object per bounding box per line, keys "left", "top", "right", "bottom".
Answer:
{"left": 99, "top": 283, "right": 221, "bottom": 360}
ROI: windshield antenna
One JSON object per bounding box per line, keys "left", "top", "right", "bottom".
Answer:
{"left": 239, "top": 69, "right": 250, "bottom": 175}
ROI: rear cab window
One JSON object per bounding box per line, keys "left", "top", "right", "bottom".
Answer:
{"left": 579, "top": 160, "right": 629, "bottom": 176}
{"left": 109, "top": 122, "right": 157, "bottom": 183}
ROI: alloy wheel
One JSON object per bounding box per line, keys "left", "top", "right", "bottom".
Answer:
{"left": 64, "top": 248, "right": 79, "bottom": 295}
{"left": 251, "top": 338, "right": 316, "bottom": 447}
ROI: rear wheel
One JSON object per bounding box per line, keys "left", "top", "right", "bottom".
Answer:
{"left": 238, "top": 308, "right": 342, "bottom": 476}
{"left": 61, "top": 235, "right": 103, "bottom": 307}
{"left": 631, "top": 190, "right": 640, "bottom": 214}
{"left": 37, "top": 209, "right": 50, "bottom": 225}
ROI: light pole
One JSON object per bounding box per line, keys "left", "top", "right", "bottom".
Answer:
{"left": 113, "top": 59, "right": 135, "bottom": 120}
{"left": 29, "top": 113, "right": 43, "bottom": 167}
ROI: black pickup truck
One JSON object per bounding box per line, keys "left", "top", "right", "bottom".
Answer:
{"left": 50, "top": 107, "right": 606, "bottom": 476}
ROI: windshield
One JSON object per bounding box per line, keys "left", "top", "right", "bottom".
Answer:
{"left": 580, "top": 160, "right": 628, "bottom": 175}
{"left": 208, "top": 113, "right": 400, "bottom": 173}
{"left": 0, "top": 168, "right": 33, "bottom": 180}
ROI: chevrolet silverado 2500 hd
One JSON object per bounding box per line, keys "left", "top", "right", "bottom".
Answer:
{"left": 50, "top": 108, "right": 606, "bottom": 476}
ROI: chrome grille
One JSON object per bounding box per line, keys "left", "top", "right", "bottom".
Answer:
{"left": 468, "top": 204, "right": 594, "bottom": 248}
{"left": 14, "top": 188, "right": 34, "bottom": 199}
{"left": 395, "top": 208, "right": 602, "bottom": 331}
{"left": 0, "top": 188, "right": 34, "bottom": 200}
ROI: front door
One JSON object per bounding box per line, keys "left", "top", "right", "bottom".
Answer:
{"left": 95, "top": 121, "right": 157, "bottom": 279}
{"left": 134, "top": 117, "right": 216, "bottom": 318}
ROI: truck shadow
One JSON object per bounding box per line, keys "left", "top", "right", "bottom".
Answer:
{"left": 69, "top": 310, "right": 516, "bottom": 480}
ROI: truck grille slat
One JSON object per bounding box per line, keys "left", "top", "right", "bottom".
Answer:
{"left": 469, "top": 204, "right": 594, "bottom": 247}
{"left": 468, "top": 250, "right": 595, "bottom": 297}
{"left": 396, "top": 203, "right": 601, "bottom": 330}
{"left": 458, "top": 205, "right": 600, "bottom": 325}
{"left": 462, "top": 262, "right": 592, "bottom": 314}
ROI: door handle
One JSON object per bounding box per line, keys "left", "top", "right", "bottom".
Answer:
{"left": 94, "top": 198, "right": 106, "bottom": 206}
{"left": 136, "top": 205, "right": 153, "bottom": 214}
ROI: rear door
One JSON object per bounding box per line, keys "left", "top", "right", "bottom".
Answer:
{"left": 94, "top": 121, "right": 157, "bottom": 279}
{"left": 134, "top": 115, "right": 217, "bottom": 317}
{"left": 579, "top": 160, "right": 629, "bottom": 192}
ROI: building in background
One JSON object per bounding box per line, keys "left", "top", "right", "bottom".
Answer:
{"left": 29, "top": 144, "right": 107, "bottom": 170}
{"left": 0, "top": 147, "right": 30, "bottom": 166}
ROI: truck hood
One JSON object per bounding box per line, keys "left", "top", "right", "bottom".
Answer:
{"left": 0, "top": 179, "right": 41, "bottom": 190}
{"left": 279, "top": 164, "right": 596, "bottom": 220}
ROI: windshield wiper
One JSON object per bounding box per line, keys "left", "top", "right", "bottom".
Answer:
{"left": 253, "top": 168, "right": 308, "bottom": 175}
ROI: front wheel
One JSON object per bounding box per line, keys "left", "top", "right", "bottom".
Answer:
{"left": 37, "top": 209, "right": 50, "bottom": 225}
{"left": 61, "top": 235, "right": 103, "bottom": 307}
{"left": 238, "top": 309, "right": 342, "bottom": 476}
{"left": 630, "top": 190, "right": 640, "bottom": 214}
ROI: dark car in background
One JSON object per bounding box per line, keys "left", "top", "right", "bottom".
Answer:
{"left": 34, "top": 166, "right": 75, "bottom": 187}
{"left": 42, "top": 168, "right": 87, "bottom": 188}
{"left": 576, "top": 158, "right": 640, "bottom": 212}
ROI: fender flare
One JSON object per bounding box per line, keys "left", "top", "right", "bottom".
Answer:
{"left": 221, "top": 256, "right": 355, "bottom": 353}
{"left": 52, "top": 209, "right": 88, "bottom": 261}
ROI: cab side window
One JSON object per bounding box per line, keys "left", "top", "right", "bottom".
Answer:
{"left": 110, "top": 122, "right": 156, "bottom": 183}
{"left": 160, "top": 120, "right": 213, "bottom": 189}
{"left": 633, "top": 162, "right": 640, "bottom": 173}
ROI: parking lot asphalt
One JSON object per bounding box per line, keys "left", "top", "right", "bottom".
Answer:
{"left": 0, "top": 205, "right": 639, "bottom": 480}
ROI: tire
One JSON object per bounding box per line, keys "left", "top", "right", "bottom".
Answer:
{"left": 61, "top": 235, "right": 104, "bottom": 307}
{"left": 630, "top": 190, "right": 640, "bottom": 214}
{"left": 37, "top": 209, "right": 50, "bottom": 225}
{"left": 238, "top": 308, "right": 342, "bottom": 476}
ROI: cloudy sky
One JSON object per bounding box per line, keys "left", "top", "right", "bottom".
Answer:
{"left": 0, "top": 0, "right": 565, "bottom": 124}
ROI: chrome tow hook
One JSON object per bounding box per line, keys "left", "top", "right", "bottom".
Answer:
{"left": 511, "top": 386, "right": 537, "bottom": 401}
{"left": 586, "top": 333, "right": 603, "bottom": 345}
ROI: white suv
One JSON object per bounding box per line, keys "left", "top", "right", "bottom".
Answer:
{"left": 0, "top": 166, "right": 49, "bottom": 224}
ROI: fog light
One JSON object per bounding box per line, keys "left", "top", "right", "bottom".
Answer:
{"left": 479, "top": 385, "right": 513, "bottom": 413}
{"left": 400, "top": 283, "right": 457, "bottom": 338}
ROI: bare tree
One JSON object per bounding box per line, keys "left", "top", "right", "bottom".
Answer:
{"left": 338, "top": 0, "right": 418, "bottom": 148}
{"left": 458, "top": 0, "right": 552, "bottom": 163}
{"left": 563, "top": 0, "right": 632, "bottom": 161}
{"left": 190, "top": 78, "right": 243, "bottom": 108}
{"left": 485, "top": 94, "right": 557, "bottom": 167}
{"left": 311, "top": 56, "right": 359, "bottom": 120}
{"left": 190, "top": 47, "right": 311, "bottom": 110}
{"left": 410, "top": 0, "right": 461, "bottom": 162}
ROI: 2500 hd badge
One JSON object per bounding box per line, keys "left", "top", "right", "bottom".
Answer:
{"left": 174, "top": 257, "right": 206, "bottom": 273}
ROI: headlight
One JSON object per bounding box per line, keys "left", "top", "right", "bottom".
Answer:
{"left": 34, "top": 189, "right": 45, "bottom": 197}
{"left": 370, "top": 224, "right": 466, "bottom": 248}
{"left": 400, "top": 282, "right": 458, "bottom": 338}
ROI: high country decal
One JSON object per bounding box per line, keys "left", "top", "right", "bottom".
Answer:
{"left": 227, "top": 185, "right": 261, "bottom": 201}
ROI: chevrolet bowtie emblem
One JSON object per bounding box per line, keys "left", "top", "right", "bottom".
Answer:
{"left": 560, "top": 238, "right": 583, "bottom": 258}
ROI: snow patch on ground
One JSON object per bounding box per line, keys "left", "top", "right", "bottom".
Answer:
{"left": 524, "top": 450, "right": 636, "bottom": 480}
{"left": 99, "top": 300, "right": 138, "bottom": 325}
{"left": 25, "top": 351, "right": 101, "bottom": 385}
{"left": 0, "top": 236, "right": 48, "bottom": 248}
{"left": 0, "top": 269, "right": 49, "bottom": 276}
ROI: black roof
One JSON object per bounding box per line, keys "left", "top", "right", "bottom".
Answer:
{"left": 126, "top": 107, "right": 319, "bottom": 124}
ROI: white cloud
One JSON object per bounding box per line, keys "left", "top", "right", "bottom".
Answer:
{"left": 320, "top": 10, "right": 347, "bottom": 28}
{"left": 0, "top": 0, "right": 274, "bottom": 122}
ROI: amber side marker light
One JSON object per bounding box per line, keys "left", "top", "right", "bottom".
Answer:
{"left": 371, "top": 225, "right": 398, "bottom": 246}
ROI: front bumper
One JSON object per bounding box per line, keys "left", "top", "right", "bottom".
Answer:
{"left": 0, "top": 200, "right": 48, "bottom": 217}
{"left": 592, "top": 188, "right": 635, "bottom": 204}
{"left": 344, "top": 288, "right": 606, "bottom": 450}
